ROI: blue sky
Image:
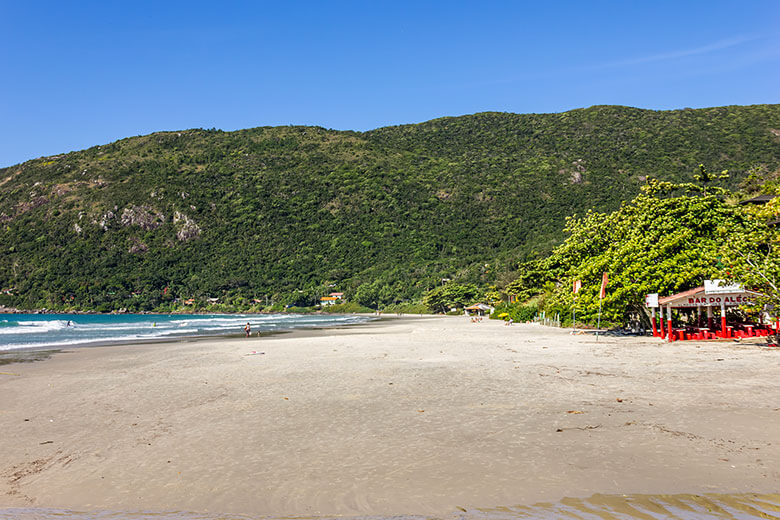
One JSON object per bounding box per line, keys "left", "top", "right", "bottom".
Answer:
{"left": 2, "top": 1, "right": 779, "bottom": 167}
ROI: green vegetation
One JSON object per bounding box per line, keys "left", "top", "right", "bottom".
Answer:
{"left": 422, "top": 283, "right": 481, "bottom": 314}
{"left": 498, "top": 167, "right": 780, "bottom": 327}
{"left": 380, "top": 302, "right": 431, "bottom": 315}
{"left": 1, "top": 105, "right": 780, "bottom": 312}
{"left": 533, "top": 176, "right": 745, "bottom": 325}
{"left": 491, "top": 301, "right": 540, "bottom": 323}
{"left": 721, "top": 197, "right": 780, "bottom": 312}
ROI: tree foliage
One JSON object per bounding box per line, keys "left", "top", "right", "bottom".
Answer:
{"left": 721, "top": 191, "right": 780, "bottom": 313}
{"left": 422, "top": 284, "right": 481, "bottom": 313}
{"left": 540, "top": 178, "right": 749, "bottom": 325}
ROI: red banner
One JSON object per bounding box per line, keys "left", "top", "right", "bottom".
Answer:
{"left": 599, "top": 272, "right": 608, "bottom": 299}
{"left": 573, "top": 279, "right": 581, "bottom": 294}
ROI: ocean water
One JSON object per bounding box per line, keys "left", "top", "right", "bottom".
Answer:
{"left": 0, "top": 313, "right": 372, "bottom": 351}
{"left": 0, "top": 493, "right": 778, "bottom": 519}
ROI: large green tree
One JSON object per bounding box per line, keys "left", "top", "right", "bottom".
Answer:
{"left": 721, "top": 191, "right": 780, "bottom": 315}
{"left": 541, "top": 178, "right": 748, "bottom": 325}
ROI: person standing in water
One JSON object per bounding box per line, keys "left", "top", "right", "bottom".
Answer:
{"left": 244, "top": 322, "right": 251, "bottom": 337}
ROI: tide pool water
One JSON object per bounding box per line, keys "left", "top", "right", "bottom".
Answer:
{"left": 0, "top": 313, "right": 371, "bottom": 351}
{"left": 1, "top": 493, "right": 778, "bottom": 519}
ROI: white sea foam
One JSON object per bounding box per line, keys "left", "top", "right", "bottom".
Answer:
{"left": 157, "top": 328, "right": 199, "bottom": 336}
{"left": 0, "top": 336, "right": 144, "bottom": 351}
{"left": 0, "top": 320, "right": 69, "bottom": 334}
{"left": 0, "top": 313, "right": 371, "bottom": 351}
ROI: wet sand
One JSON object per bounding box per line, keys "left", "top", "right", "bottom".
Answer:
{"left": 0, "top": 317, "right": 778, "bottom": 516}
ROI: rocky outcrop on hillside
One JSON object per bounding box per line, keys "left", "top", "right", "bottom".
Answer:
{"left": 120, "top": 205, "right": 166, "bottom": 231}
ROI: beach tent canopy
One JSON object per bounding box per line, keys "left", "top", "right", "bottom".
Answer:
{"left": 464, "top": 303, "right": 495, "bottom": 316}
{"left": 465, "top": 303, "right": 494, "bottom": 311}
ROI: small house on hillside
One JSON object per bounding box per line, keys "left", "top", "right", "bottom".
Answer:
{"left": 319, "top": 296, "right": 339, "bottom": 306}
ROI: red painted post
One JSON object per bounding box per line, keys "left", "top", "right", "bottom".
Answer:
{"left": 720, "top": 301, "right": 727, "bottom": 338}
{"left": 667, "top": 306, "right": 674, "bottom": 342}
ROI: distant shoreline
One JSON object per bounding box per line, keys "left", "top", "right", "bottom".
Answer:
{"left": 0, "top": 306, "right": 385, "bottom": 315}
{"left": 0, "top": 313, "right": 408, "bottom": 361}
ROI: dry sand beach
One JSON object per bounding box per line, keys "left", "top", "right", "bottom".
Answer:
{"left": 1, "top": 316, "right": 779, "bottom": 517}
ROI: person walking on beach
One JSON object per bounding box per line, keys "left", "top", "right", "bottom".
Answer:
{"left": 244, "top": 322, "right": 251, "bottom": 337}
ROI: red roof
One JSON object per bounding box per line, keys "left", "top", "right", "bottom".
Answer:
{"left": 658, "top": 285, "right": 758, "bottom": 308}
{"left": 658, "top": 286, "right": 704, "bottom": 305}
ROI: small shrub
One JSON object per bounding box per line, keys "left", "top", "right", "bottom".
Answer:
{"left": 491, "top": 302, "right": 539, "bottom": 322}
{"left": 380, "top": 303, "right": 431, "bottom": 314}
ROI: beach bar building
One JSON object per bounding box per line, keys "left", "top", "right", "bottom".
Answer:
{"left": 650, "top": 280, "right": 771, "bottom": 341}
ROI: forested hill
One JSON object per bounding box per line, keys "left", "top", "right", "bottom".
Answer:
{"left": 2, "top": 104, "right": 780, "bottom": 311}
